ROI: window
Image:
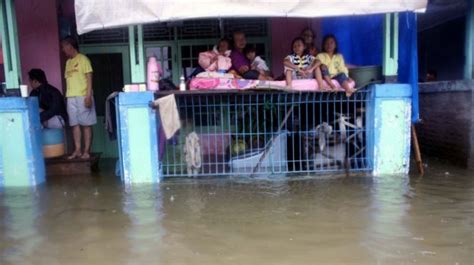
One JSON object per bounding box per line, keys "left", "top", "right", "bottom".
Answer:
{"left": 79, "top": 18, "right": 271, "bottom": 84}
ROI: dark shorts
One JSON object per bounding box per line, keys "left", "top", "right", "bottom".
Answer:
{"left": 242, "top": 70, "right": 260, "bottom": 80}
{"left": 321, "top": 66, "right": 349, "bottom": 84}
{"left": 332, "top": 73, "right": 349, "bottom": 84}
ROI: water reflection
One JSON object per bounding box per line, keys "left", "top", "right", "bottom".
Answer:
{"left": 0, "top": 187, "right": 42, "bottom": 264}
{"left": 0, "top": 160, "right": 472, "bottom": 264}
{"left": 364, "top": 176, "right": 416, "bottom": 263}
{"left": 122, "top": 184, "right": 164, "bottom": 265}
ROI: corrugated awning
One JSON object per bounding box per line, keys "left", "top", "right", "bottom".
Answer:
{"left": 75, "top": 0, "right": 427, "bottom": 34}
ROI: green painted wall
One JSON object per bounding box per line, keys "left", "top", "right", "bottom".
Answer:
{"left": 374, "top": 100, "right": 411, "bottom": 175}
{"left": 91, "top": 116, "right": 118, "bottom": 158}
{"left": 127, "top": 108, "right": 153, "bottom": 182}
{"left": 0, "top": 112, "right": 29, "bottom": 186}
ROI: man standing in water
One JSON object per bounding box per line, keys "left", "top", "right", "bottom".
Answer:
{"left": 61, "top": 36, "right": 96, "bottom": 159}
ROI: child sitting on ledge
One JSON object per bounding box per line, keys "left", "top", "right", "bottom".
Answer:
{"left": 198, "top": 38, "right": 232, "bottom": 73}
{"left": 245, "top": 46, "right": 272, "bottom": 79}
{"left": 284, "top": 37, "right": 323, "bottom": 88}
{"left": 315, "top": 34, "right": 356, "bottom": 97}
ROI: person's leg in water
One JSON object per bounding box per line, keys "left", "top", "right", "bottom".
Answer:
{"left": 81, "top": 126, "right": 93, "bottom": 159}
{"left": 67, "top": 98, "right": 82, "bottom": 159}
{"left": 68, "top": 125, "right": 82, "bottom": 159}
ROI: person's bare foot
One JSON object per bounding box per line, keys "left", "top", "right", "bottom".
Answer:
{"left": 317, "top": 81, "right": 328, "bottom": 91}
{"left": 345, "top": 88, "right": 357, "bottom": 97}
{"left": 67, "top": 151, "right": 82, "bottom": 160}
{"left": 80, "top": 152, "right": 90, "bottom": 160}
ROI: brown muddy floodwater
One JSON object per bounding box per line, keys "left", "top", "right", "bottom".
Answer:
{"left": 0, "top": 159, "right": 473, "bottom": 265}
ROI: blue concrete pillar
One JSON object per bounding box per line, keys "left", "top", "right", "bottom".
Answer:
{"left": 0, "top": 97, "right": 45, "bottom": 187}
{"left": 367, "top": 84, "right": 412, "bottom": 175}
{"left": 116, "top": 92, "right": 160, "bottom": 184}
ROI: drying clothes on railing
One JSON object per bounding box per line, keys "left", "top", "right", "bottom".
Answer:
{"left": 314, "top": 122, "right": 333, "bottom": 152}
{"left": 189, "top": 77, "right": 355, "bottom": 91}
{"left": 184, "top": 132, "right": 202, "bottom": 177}
{"left": 152, "top": 94, "right": 181, "bottom": 140}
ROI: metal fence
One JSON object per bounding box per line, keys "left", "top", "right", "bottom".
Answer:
{"left": 157, "top": 89, "right": 371, "bottom": 177}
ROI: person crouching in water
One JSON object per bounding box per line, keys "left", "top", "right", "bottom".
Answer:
{"left": 315, "top": 34, "right": 356, "bottom": 97}
{"left": 284, "top": 37, "right": 323, "bottom": 88}
{"left": 28, "top": 68, "right": 68, "bottom": 129}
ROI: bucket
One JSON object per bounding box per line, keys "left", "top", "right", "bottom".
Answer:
{"left": 349, "top": 65, "right": 382, "bottom": 86}
{"left": 42, "top": 128, "right": 65, "bottom": 158}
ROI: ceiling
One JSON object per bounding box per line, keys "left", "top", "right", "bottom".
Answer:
{"left": 418, "top": 0, "right": 469, "bottom": 31}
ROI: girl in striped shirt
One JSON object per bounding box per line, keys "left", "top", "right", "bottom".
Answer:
{"left": 284, "top": 37, "right": 324, "bottom": 89}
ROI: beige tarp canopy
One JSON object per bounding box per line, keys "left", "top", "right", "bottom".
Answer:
{"left": 75, "top": 0, "right": 427, "bottom": 35}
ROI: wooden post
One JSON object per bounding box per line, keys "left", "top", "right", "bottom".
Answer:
{"left": 411, "top": 124, "right": 424, "bottom": 175}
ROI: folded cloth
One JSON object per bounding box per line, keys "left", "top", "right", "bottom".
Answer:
{"left": 155, "top": 94, "right": 181, "bottom": 139}
{"left": 196, "top": 71, "right": 234, "bottom": 79}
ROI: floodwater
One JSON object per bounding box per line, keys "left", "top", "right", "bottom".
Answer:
{"left": 0, "top": 160, "right": 472, "bottom": 265}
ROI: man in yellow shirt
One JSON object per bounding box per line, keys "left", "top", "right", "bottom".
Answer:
{"left": 61, "top": 36, "right": 96, "bottom": 159}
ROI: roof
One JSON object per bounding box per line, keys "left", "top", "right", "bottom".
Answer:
{"left": 74, "top": 0, "right": 428, "bottom": 35}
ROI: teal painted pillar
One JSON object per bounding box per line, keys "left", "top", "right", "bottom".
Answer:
{"left": 465, "top": 0, "right": 473, "bottom": 79}
{"left": 0, "top": 97, "right": 45, "bottom": 187}
{"left": 383, "top": 13, "right": 399, "bottom": 83}
{"left": 0, "top": 0, "right": 22, "bottom": 89}
{"left": 367, "top": 84, "right": 412, "bottom": 175}
{"left": 116, "top": 92, "right": 160, "bottom": 184}
{"left": 129, "top": 25, "right": 146, "bottom": 83}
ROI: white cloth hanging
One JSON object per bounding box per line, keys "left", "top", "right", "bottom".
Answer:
{"left": 75, "top": 0, "right": 427, "bottom": 34}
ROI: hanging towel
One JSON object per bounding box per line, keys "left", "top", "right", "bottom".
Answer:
{"left": 184, "top": 132, "right": 201, "bottom": 177}
{"left": 105, "top": 91, "right": 119, "bottom": 140}
{"left": 154, "top": 94, "right": 181, "bottom": 139}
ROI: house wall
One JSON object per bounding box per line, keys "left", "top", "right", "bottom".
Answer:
{"left": 418, "top": 17, "right": 466, "bottom": 82}
{"left": 0, "top": 97, "right": 45, "bottom": 187}
{"left": 270, "top": 18, "right": 321, "bottom": 77}
{"left": 417, "top": 80, "right": 474, "bottom": 168}
{"left": 15, "top": 0, "right": 63, "bottom": 91}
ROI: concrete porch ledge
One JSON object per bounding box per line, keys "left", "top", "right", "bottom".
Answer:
{"left": 419, "top": 80, "right": 474, "bottom": 93}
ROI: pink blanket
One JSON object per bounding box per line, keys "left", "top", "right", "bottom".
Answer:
{"left": 190, "top": 78, "right": 355, "bottom": 92}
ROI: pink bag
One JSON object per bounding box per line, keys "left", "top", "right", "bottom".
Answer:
{"left": 217, "top": 55, "right": 231, "bottom": 71}
{"left": 199, "top": 50, "right": 232, "bottom": 72}
{"left": 198, "top": 51, "right": 218, "bottom": 71}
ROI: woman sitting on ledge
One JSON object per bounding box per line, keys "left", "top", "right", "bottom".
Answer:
{"left": 230, "top": 31, "right": 272, "bottom": 80}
